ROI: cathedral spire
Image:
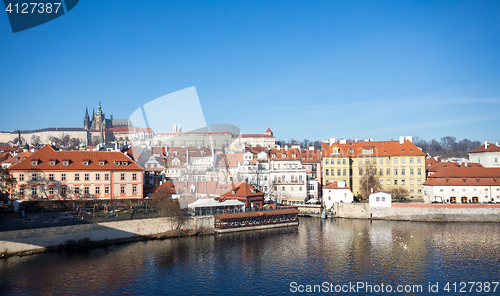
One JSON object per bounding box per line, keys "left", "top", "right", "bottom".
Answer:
{"left": 110, "top": 108, "right": 113, "bottom": 120}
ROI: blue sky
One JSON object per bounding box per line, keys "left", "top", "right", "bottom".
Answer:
{"left": 1, "top": 1, "right": 499, "bottom": 143}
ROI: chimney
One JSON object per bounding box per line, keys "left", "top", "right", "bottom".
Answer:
{"left": 285, "top": 145, "right": 288, "bottom": 151}
{"left": 355, "top": 138, "right": 358, "bottom": 143}
{"left": 329, "top": 138, "right": 336, "bottom": 145}
{"left": 399, "top": 136, "right": 404, "bottom": 144}
{"left": 485, "top": 141, "right": 488, "bottom": 149}
{"left": 405, "top": 136, "right": 413, "bottom": 143}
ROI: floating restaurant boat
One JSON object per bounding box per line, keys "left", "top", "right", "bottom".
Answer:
{"left": 213, "top": 208, "right": 299, "bottom": 233}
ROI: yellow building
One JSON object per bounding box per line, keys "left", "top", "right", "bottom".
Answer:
{"left": 322, "top": 138, "right": 426, "bottom": 201}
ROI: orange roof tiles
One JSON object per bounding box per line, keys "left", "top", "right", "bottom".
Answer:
{"left": 469, "top": 142, "right": 500, "bottom": 153}
{"left": 300, "top": 149, "right": 321, "bottom": 163}
{"left": 9, "top": 145, "right": 143, "bottom": 171}
{"left": 221, "top": 182, "right": 264, "bottom": 198}
{"left": 269, "top": 148, "right": 301, "bottom": 161}
{"left": 322, "top": 140, "right": 425, "bottom": 158}
{"left": 424, "top": 166, "right": 500, "bottom": 186}
{"left": 323, "top": 181, "right": 351, "bottom": 190}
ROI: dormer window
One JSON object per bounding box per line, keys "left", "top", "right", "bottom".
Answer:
{"left": 49, "top": 160, "right": 56, "bottom": 166}
{"left": 31, "top": 160, "right": 38, "bottom": 166}
{"left": 122, "top": 162, "right": 128, "bottom": 166}
{"left": 99, "top": 160, "right": 105, "bottom": 166}
{"left": 63, "top": 160, "right": 69, "bottom": 166}
{"left": 114, "top": 161, "right": 120, "bottom": 166}
{"left": 83, "top": 160, "right": 89, "bottom": 166}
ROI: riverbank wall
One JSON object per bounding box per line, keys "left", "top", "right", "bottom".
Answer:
{"left": 0, "top": 216, "right": 214, "bottom": 258}
{"left": 331, "top": 203, "right": 500, "bottom": 222}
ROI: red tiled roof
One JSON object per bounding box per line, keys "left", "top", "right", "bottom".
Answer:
{"left": 469, "top": 142, "right": 500, "bottom": 153}
{"left": 322, "top": 140, "right": 425, "bottom": 157}
{"left": 190, "top": 147, "right": 212, "bottom": 157}
{"left": 269, "top": 148, "right": 301, "bottom": 161}
{"left": 240, "top": 134, "right": 274, "bottom": 138}
{"left": 323, "top": 181, "right": 351, "bottom": 190}
{"left": 216, "top": 154, "right": 243, "bottom": 167}
{"left": 429, "top": 166, "right": 500, "bottom": 179}
{"left": 220, "top": 182, "right": 264, "bottom": 198}
{"left": 265, "top": 127, "right": 272, "bottom": 133}
{"left": 0, "top": 152, "right": 11, "bottom": 163}
{"left": 9, "top": 145, "right": 143, "bottom": 171}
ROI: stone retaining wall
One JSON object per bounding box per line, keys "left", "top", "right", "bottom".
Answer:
{"left": 0, "top": 216, "right": 214, "bottom": 257}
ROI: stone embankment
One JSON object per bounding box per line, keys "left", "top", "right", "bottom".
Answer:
{"left": 331, "top": 203, "right": 500, "bottom": 222}
{"left": 0, "top": 216, "right": 214, "bottom": 258}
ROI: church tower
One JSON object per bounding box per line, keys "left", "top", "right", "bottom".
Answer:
{"left": 83, "top": 107, "right": 91, "bottom": 130}
{"left": 173, "top": 122, "right": 177, "bottom": 133}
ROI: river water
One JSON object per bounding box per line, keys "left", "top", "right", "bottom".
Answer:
{"left": 1, "top": 218, "right": 500, "bottom": 295}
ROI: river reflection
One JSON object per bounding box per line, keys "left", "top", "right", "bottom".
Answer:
{"left": 1, "top": 219, "right": 500, "bottom": 295}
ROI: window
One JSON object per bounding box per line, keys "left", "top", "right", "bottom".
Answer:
{"left": 63, "top": 160, "right": 69, "bottom": 166}
{"left": 85, "top": 174, "right": 89, "bottom": 181}
{"left": 382, "top": 196, "right": 385, "bottom": 202}
{"left": 359, "top": 169, "right": 363, "bottom": 175}
{"left": 410, "top": 158, "right": 414, "bottom": 163}
{"left": 133, "top": 173, "right": 137, "bottom": 181}
{"left": 49, "top": 160, "right": 55, "bottom": 166}
{"left": 105, "top": 174, "right": 109, "bottom": 181}
{"left": 418, "top": 189, "right": 422, "bottom": 193}
{"left": 402, "top": 180, "right": 405, "bottom": 185}
{"left": 343, "top": 169, "right": 346, "bottom": 176}
{"left": 387, "top": 180, "right": 390, "bottom": 185}
{"left": 132, "top": 186, "right": 137, "bottom": 194}
{"left": 376, "top": 196, "right": 380, "bottom": 201}
{"left": 359, "top": 159, "right": 362, "bottom": 164}
{"left": 32, "top": 187, "right": 37, "bottom": 196}
{"left": 61, "top": 173, "right": 66, "bottom": 181}
{"left": 380, "top": 179, "right": 384, "bottom": 185}
{"left": 337, "top": 169, "right": 341, "bottom": 175}
{"left": 31, "top": 173, "right": 37, "bottom": 181}
{"left": 121, "top": 173, "right": 125, "bottom": 181}
{"left": 410, "top": 189, "right": 414, "bottom": 193}
{"left": 299, "top": 186, "right": 302, "bottom": 191}
{"left": 105, "top": 186, "right": 109, "bottom": 194}
{"left": 122, "top": 162, "right": 128, "bottom": 166}
{"left": 410, "top": 180, "right": 414, "bottom": 185}
{"left": 410, "top": 168, "right": 414, "bottom": 175}
{"left": 114, "top": 161, "right": 120, "bottom": 166}
{"left": 401, "top": 158, "right": 405, "bottom": 164}
{"left": 75, "top": 187, "right": 80, "bottom": 195}
{"left": 326, "top": 169, "right": 329, "bottom": 176}
{"left": 282, "top": 186, "right": 285, "bottom": 191}
{"left": 342, "top": 159, "right": 345, "bottom": 164}
{"left": 394, "top": 180, "right": 398, "bottom": 185}
{"left": 418, "top": 180, "right": 422, "bottom": 185}
{"left": 417, "top": 168, "right": 422, "bottom": 175}
{"left": 99, "top": 161, "right": 105, "bottom": 166}
{"left": 48, "top": 187, "right": 54, "bottom": 195}
{"left": 386, "top": 158, "right": 390, "bottom": 164}
{"left": 83, "top": 161, "right": 89, "bottom": 166}
{"left": 75, "top": 174, "right": 80, "bottom": 181}
{"left": 373, "top": 159, "right": 377, "bottom": 164}
{"left": 49, "top": 174, "right": 54, "bottom": 181}
{"left": 19, "top": 174, "right": 24, "bottom": 181}
{"left": 291, "top": 186, "right": 294, "bottom": 192}
{"left": 387, "top": 168, "right": 390, "bottom": 175}
{"left": 96, "top": 187, "right": 100, "bottom": 194}
{"left": 402, "top": 168, "right": 405, "bottom": 175}
{"left": 61, "top": 187, "right": 66, "bottom": 195}
{"left": 96, "top": 174, "right": 100, "bottom": 181}
{"left": 19, "top": 187, "right": 24, "bottom": 196}
{"left": 308, "top": 184, "right": 314, "bottom": 190}
{"left": 394, "top": 169, "right": 398, "bottom": 175}
{"left": 325, "top": 159, "right": 329, "bottom": 164}
{"left": 394, "top": 158, "right": 398, "bottom": 164}
{"left": 417, "top": 158, "right": 422, "bottom": 163}
{"left": 84, "top": 187, "right": 89, "bottom": 195}
{"left": 31, "top": 160, "right": 37, "bottom": 166}
{"left": 379, "top": 169, "right": 383, "bottom": 175}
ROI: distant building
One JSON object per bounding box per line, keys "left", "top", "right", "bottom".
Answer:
{"left": 9, "top": 145, "right": 143, "bottom": 200}
{"left": 469, "top": 142, "right": 500, "bottom": 168}
{"left": 322, "top": 136, "right": 426, "bottom": 201}
{"left": 231, "top": 127, "right": 275, "bottom": 148}
{"left": 83, "top": 101, "right": 132, "bottom": 131}
{"left": 322, "top": 181, "right": 354, "bottom": 209}
{"left": 369, "top": 192, "right": 392, "bottom": 207}
{"left": 423, "top": 165, "right": 500, "bottom": 203}
{"left": 220, "top": 182, "right": 265, "bottom": 208}
{"left": 269, "top": 147, "right": 307, "bottom": 205}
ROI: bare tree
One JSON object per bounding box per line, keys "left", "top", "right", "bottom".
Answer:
{"left": 0, "top": 167, "right": 17, "bottom": 203}
{"left": 150, "top": 185, "right": 185, "bottom": 228}
{"left": 390, "top": 187, "right": 409, "bottom": 202}
{"left": 359, "top": 161, "right": 381, "bottom": 200}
